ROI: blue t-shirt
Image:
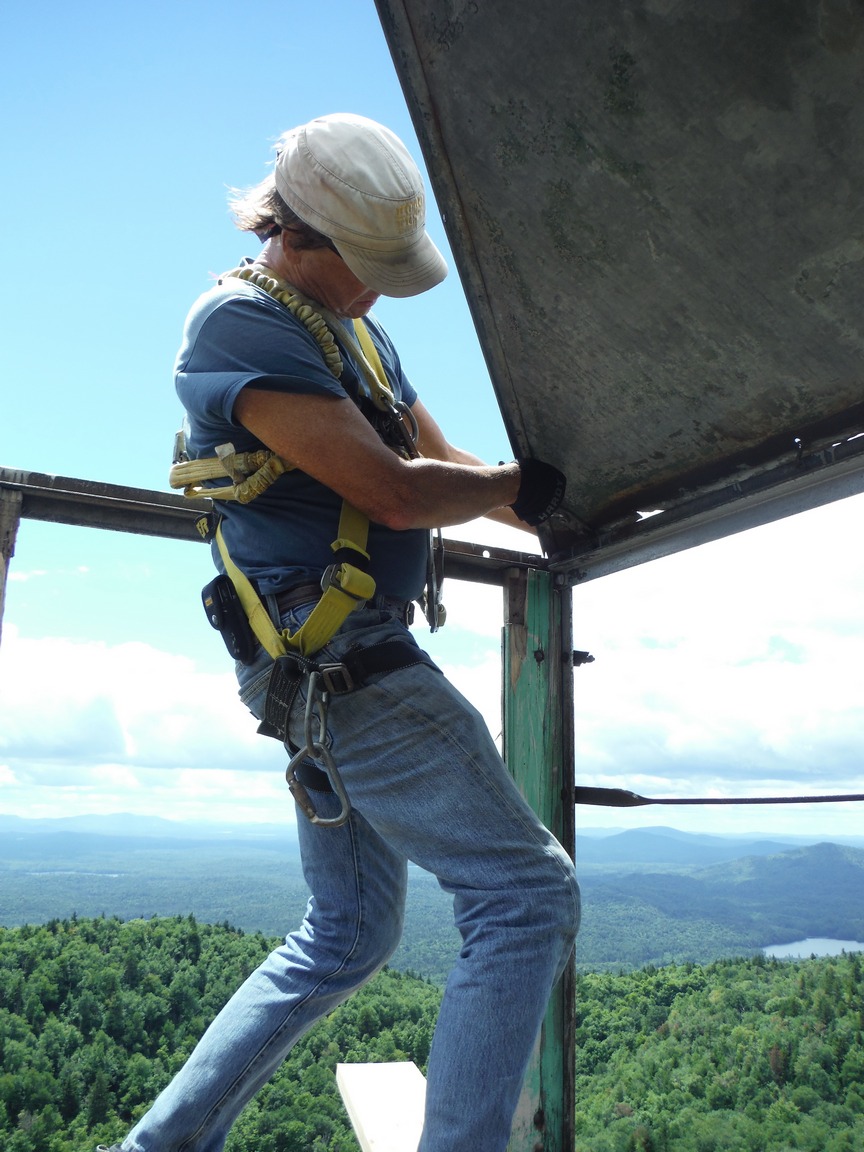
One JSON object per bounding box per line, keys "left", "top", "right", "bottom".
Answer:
{"left": 175, "top": 275, "right": 429, "bottom": 600}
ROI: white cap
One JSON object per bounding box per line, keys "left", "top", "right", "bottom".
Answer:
{"left": 274, "top": 113, "right": 448, "bottom": 298}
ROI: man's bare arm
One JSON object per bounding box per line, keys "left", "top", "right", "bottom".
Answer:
{"left": 233, "top": 387, "right": 521, "bottom": 530}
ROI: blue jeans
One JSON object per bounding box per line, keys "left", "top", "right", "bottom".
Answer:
{"left": 124, "top": 604, "right": 580, "bottom": 1152}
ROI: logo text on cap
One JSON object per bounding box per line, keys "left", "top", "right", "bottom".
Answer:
{"left": 395, "top": 194, "right": 424, "bottom": 234}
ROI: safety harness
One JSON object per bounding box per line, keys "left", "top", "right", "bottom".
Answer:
{"left": 169, "top": 265, "right": 444, "bottom": 825}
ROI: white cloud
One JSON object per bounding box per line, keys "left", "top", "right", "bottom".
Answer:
{"left": 0, "top": 623, "right": 297, "bottom": 823}
{"left": 0, "top": 763, "right": 295, "bottom": 825}
{"left": 572, "top": 494, "right": 864, "bottom": 829}
{"left": 440, "top": 650, "right": 504, "bottom": 747}
{"left": 8, "top": 568, "right": 48, "bottom": 583}
{"left": 0, "top": 625, "right": 274, "bottom": 777}
{"left": 435, "top": 580, "right": 504, "bottom": 637}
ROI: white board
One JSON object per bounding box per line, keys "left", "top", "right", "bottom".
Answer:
{"left": 336, "top": 1061, "right": 426, "bottom": 1152}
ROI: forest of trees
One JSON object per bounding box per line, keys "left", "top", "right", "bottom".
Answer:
{"left": 1, "top": 915, "right": 862, "bottom": 1151}
{"left": 0, "top": 915, "right": 440, "bottom": 1152}
{"left": 573, "top": 953, "right": 864, "bottom": 1150}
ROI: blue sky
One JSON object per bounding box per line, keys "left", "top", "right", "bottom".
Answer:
{"left": 1, "top": 0, "right": 862, "bottom": 841}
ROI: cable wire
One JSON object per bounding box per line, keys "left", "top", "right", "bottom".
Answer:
{"left": 574, "top": 786, "right": 864, "bottom": 808}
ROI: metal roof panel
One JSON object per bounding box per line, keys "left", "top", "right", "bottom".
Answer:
{"left": 375, "top": 0, "right": 864, "bottom": 574}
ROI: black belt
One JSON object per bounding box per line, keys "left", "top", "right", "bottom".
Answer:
{"left": 274, "top": 583, "right": 415, "bottom": 627}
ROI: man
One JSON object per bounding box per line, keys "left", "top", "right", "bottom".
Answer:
{"left": 104, "top": 113, "right": 579, "bottom": 1152}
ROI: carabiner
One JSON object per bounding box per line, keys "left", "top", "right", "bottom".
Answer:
{"left": 387, "top": 399, "right": 420, "bottom": 460}
{"left": 284, "top": 671, "right": 352, "bottom": 828}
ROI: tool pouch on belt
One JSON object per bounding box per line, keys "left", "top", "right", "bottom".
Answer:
{"left": 202, "top": 575, "right": 259, "bottom": 665}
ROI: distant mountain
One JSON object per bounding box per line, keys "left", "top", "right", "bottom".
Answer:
{"left": 576, "top": 822, "right": 864, "bottom": 850}
{"left": 578, "top": 841, "right": 864, "bottom": 968}
{"left": 0, "top": 813, "right": 290, "bottom": 841}
{"left": 3, "top": 814, "right": 861, "bottom": 850}
{"left": 700, "top": 841, "right": 864, "bottom": 937}
{"left": 575, "top": 828, "right": 797, "bottom": 870}
{"left": 3, "top": 816, "right": 864, "bottom": 976}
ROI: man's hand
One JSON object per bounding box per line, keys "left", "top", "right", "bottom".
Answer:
{"left": 511, "top": 459, "right": 567, "bottom": 526}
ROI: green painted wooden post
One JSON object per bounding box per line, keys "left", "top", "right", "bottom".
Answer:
{"left": 502, "top": 566, "right": 576, "bottom": 1152}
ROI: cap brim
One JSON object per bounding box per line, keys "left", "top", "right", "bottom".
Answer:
{"left": 334, "top": 231, "right": 448, "bottom": 299}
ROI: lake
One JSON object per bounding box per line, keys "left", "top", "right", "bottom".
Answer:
{"left": 763, "top": 937, "right": 864, "bottom": 959}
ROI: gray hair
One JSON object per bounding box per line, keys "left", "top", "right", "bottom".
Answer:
{"left": 228, "top": 172, "right": 335, "bottom": 251}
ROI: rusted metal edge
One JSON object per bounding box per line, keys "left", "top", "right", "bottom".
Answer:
{"left": 551, "top": 429, "right": 864, "bottom": 582}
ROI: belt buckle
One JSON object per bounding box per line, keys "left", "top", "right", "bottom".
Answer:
{"left": 392, "top": 599, "right": 415, "bottom": 627}
{"left": 318, "top": 662, "right": 354, "bottom": 695}
{"left": 376, "top": 596, "right": 414, "bottom": 626}
{"left": 321, "top": 562, "right": 373, "bottom": 605}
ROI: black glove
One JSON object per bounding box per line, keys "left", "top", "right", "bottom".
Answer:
{"left": 510, "top": 458, "right": 567, "bottom": 525}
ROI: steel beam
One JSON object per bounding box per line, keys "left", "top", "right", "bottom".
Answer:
{"left": 0, "top": 468, "right": 548, "bottom": 587}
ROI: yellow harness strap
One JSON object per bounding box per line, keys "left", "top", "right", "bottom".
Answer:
{"left": 215, "top": 521, "right": 284, "bottom": 656}
{"left": 352, "top": 319, "right": 395, "bottom": 409}
{"left": 215, "top": 497, "right": 374, "bottom": 659}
